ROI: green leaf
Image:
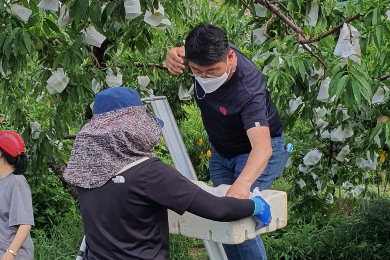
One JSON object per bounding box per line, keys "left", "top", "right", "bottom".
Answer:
{"left": 359, "top": 82, "right": 371, "bottom": 103}
{"left": 386, "top": 123, "right": 390, "bottom": 147}
{"left": 43, "top": 137, "right": 53, "bottom": 160}
{"left": 331, "top": 62, "right": 346, "bottom": 76}
{"left": 52, "top": 53, "right": 64, "bottom": 70}
{"left": 376, "top": 26, "right": 383, "bottom": 49}
{"left": 351, "top": 73, "right": 372, "bottom": 103}
{"left": 81, "top": 72, "right": 92, "bottom": 91}
{"left": 78, "top": 0, "right": 89, "bottom": 20}
{"left": 268, "top": 40, "right": 278, "bottom": 50}
{"left": 257, "top": 52, "right": 275, "bottom": 60}
{"left": 369, "top": 124, "right": 383, "bottom": 143}
{"left": 3, "top": 28, "right": 19, "bottom": 59}
{"left": 372, "top": 8, "right": 381, "bottom": 26}
{"left": 42, "top": 21, "right": 52, "bottom": 36}
{"left": 267, "top": 70, "right": 279, "bottom": 86}
{"left": 12, "top": 31, "right": 20, "bottom": 59}
{"left": 237, "top": 7, "right": 246, "bottom": 19}
{"left": 70, "top": 86, "right": 79, "bottom": 103}
{"left": 76, "top": 85, "right": 84, "bottom": 100}
{"left": 369, "top": 148, "right": 375, "bottom": 162}
{"left": 350, "top": 61, "right": 366, "bottom": 77}
{"left": 271, "top": 56, "right": 280, "bottom": 68}
{"left": 70, "top": 0, "right": 89, "bottom": 28}
{"left": 63, "top": 52, "right": 72, "bottom": 71}
{"left": 359, "top": 36, "right": 368, "bottom": 57}
{"left": 21, "top": 30, "right": 32, "bottom": 54}
{"left": 90, "top": 2, "right": 102, "bottom": 25}
{"left": 380, "top": 124, "right": 387, "bottom": 147}
{"left": 335, "top": 75, "right": 349, "bottom": 103}
{"left": 0, "top": 32, "right": 7, "bottom": 50}
{"left": 102, "top": 2, "right": 117, "bottom": 25}
{"left": 298, "top": 60, "right": 306, "bottom": 82}
{"left": 72, "top": 52, "right": 83, "bottom": 66}
{"left": 329, "top": 72, "right": 344, "bottom": 99}
{"left": 351, "top": 77, "right": 361, "bottom": 109}
{"left": 291, "top": 56, "right": 298, "bottom": 72}
{"left": 45, "top": 18, "right": 61, "bottom": 34}
{"left": 61, "top": 123, "right": 69, "bottom": 135}
{"left": 4, "top": 42, "right": 12, "bottom": 59}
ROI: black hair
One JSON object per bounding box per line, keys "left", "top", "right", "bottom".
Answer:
{"left": 0, "top": 148, "right": 28, "bottom": 175}
{"left": 185, "top": 23, "right": 229, "bottom": 66}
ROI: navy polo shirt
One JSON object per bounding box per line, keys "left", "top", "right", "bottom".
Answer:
{"left": 194, "top": 44, "right": 284, "bottom": 158}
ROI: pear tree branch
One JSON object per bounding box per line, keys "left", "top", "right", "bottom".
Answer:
{"left": 239, "top": 0, "right": 256, "bottom": 18}
{"left": 299, "top": 13, "right": 364, "bottom": 44}
{"left": 264, "top": 14, "right": 275, "bottom": 39}
{"left": 251, "top": 0, "right": 364, "bottom": 69}
{"left": 379, "top": 74, "right": 390, "bottom": 81}
{"left": 133, "top": 62, "right": 168, "bottom": 71}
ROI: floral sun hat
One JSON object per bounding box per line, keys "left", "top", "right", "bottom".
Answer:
{"left": 64, "top": 87, "right": 163, "bottom": 188}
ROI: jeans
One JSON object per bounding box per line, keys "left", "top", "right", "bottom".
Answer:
{"left": 209, "top": 133, "right": 289, "bottom": 260}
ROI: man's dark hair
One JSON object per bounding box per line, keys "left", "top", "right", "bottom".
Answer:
{"left": 185, "top": 23, "right": 229, "bottom": 66}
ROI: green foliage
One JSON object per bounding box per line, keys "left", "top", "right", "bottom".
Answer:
{"left": 32, "top": 214, "right": 84, "bottom": 260}
{"left": 153, "top": 137, "right": 174, "bottom": 166}
{"left": 263, "top": 217, "right": 325, "bottom": 260}
{"left": 32, "top": 212, "right": 207, "bottom": 260}
{"left": 0, "top": 0, "right": 249, "bottom": 226}
{"left": 29, "top": 169, "right": 79, "bottom": 228}
{"left": 315, "top": 198, "right": 390, "bottom": 260}
{"left": 181, "top": 103, "right": 211, "bottom": 181}
{"left": 170, "top": 235, "right": 207, "bottom": 260}
{"left": 3, "top": 0, "right": 390, "bottom": 254}
{"left": 263, "top": 198, "right": 390, "bottom": 260}
{"left": 219, "top": 0, "right": 390, "bottom": 212}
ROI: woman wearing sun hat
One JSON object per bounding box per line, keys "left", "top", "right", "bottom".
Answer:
{"left": 64, "top": 87, "right": 271, "bottom": 260}
{"left": 0, "top": 131, "right": 34, "bottom": 260}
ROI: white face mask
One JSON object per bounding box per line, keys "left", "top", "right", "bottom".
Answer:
{"left": 194, "top": 57, "right": 232, "bottom": 94}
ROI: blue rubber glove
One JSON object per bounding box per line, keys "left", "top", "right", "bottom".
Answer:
{"left": 250, "top": 196, "right": 272, "bottom": 230}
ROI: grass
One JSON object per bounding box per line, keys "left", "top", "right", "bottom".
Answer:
{"left": 271, "top": 175, "right": 291, "bottom": 192}
{"left": 32, "top": 213, "right": 209, "bottom": 260}
{"left": 32, "top": 215, "right": 84, "bottom": 260}
{"left": 32, "top": 168, "right": 390, "bottom": 260}
{"left": 262, "top": 198, "right": 390, "bottom": 260}
{"left": 170, "top": 235, "right": 209, "bottom": 260}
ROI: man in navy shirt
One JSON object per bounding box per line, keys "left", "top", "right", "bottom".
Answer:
{"left": 166, "top": 23, "right": 288, "bottom": 260}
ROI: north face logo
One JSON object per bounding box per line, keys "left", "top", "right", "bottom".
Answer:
{"left": 220, "top": 106, "right": 227, "bottom": 115}
{"left": 112, "top": 176, "right": 125, "bottom": 183}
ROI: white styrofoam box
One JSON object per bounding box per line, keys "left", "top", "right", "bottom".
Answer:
{"left": 168, "top": 181, "right": 288, "bottom": 244}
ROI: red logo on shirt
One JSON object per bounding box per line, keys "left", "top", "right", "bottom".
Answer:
{"left": 220, "top": 106, "right": 227, "bottom": 115}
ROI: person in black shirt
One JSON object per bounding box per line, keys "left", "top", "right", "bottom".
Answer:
{"left": 64, "top": 87, "right": 271, "bottom": 260}
{"left": 165, "top": 23, "right": 289, "bottom": 260}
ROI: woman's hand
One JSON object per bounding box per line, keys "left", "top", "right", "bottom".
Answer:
{"left": 1, "top": 252, "right": 15, "bottom": 260}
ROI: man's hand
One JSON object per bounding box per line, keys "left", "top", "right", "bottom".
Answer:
{"left": 165, "top": 46, "right": 186, "bottom": 75}
{"left": 226, "top": 179, "right": 251, "bottom": 199}
{"left": 1, "top": 252, "right": 15, "bottom": 260}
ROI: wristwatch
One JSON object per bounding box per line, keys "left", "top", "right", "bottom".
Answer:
{"left": 6, "top": 248, "right": 17, "bottom": 257}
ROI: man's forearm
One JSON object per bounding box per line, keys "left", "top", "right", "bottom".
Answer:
{"left": 236, "top": 144, "right": 272, "bottom": 186}
{"left": 8, "top": 225, "right": 31, "bottom": 253}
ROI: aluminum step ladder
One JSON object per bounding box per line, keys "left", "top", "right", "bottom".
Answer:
{"left": 76, "top": 96, "right": 227, "bottom": 260}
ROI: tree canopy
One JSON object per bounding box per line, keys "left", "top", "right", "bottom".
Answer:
{"left": 1, "top": 0, "right": 390, "bottom": 223}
